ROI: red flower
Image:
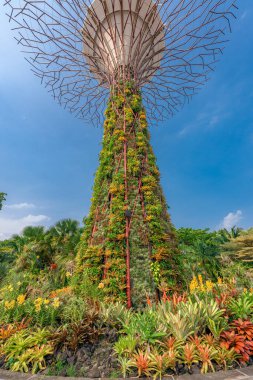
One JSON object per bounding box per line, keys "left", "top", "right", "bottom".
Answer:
{"left": 50, "top": 263, "right": 58, "bottom": 270}
{"left": 146, "top": 296, "right": 152, "bottom": 307}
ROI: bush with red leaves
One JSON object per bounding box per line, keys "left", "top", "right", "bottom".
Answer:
{"left": 220, "top": 319, "right": 253, "bottom": 363}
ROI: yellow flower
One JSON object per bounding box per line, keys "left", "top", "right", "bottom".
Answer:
{"left": 66, "top": 271, "right": 72, "bottom": 278}
{"left": 105, "top": 249, "right": 112, "bottom": 257}
{"left": 34, "top": 297, "right": 43, "bottom": 305}
{"left": 117, "top": 233, "right": 125, "bottom": 241}
{"left": 5, "top": 300, "right": 15, "bottom": 310}
{"left": 34, "top": 297, "right": 43, "bottom": 312}
{"left": 35, "top": 304, "right": 41, "bottom": 312}
{"left": 7, "top": 285, "right": 13, "bottom": 292}
{"left": 44, "top": 299, "right": 50, "bottom": 305}
{"left": 198, "top": 274, "right": 205, "bottom": 292}
{"left": 17, "top": 294, "right": 26, "bottom": 305}
{"left": 189, "top": 276, "right": 198, "bottom": 293}
{"left": 17, "top": 281, "right": 21, "bottom": 286}
{"left": 217, "top": 277, "right": 222, "bottom": 285}
{"left": 198, "top": 274, "right": 203, "bottom": 283}
{"left": 98, "top": 282, "right": 105, "bottom": 289}
{"left": 205, "top": 280, "right": 214, "bottom": 292}
{"left": 52, "top": 297, "right": 60, "bottom": 309}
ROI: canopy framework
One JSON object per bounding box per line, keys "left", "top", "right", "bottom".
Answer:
{"left": 4, "top": 0, "right": 237, "bottom": 123}
{"left": 82, "top": 0, "right": 165, "bottom": 86}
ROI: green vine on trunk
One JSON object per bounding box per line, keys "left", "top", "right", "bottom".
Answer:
{"left": 77, "top": 81, "right": 178, "bottom": 307}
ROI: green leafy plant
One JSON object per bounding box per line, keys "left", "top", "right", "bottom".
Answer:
{"left": 3, "top": 328, "right": 54, "bottom": 373}
{"left": 121, "top": 310, "right": 166, "bottom": 346}
{"left": 228, "top": 293, "right": 253, "bottom": 319}
{"left": 149, "top": 349, "right": 172, "bottom": 379}
{"left": 117, "top": 356, "right": 134, "bottom": 378}
{"left": 99, "top": 301, "right": 130, "bottom": 327}
{"left": 10, "top": 344, "right": 54, "bottom": 373}
{"left": 207, "top": 317, "right": 228, "bottom": 339}
{"left": 114, "top": 336, "right": 138, "bottom": 357}
{"left": 164, "top": 311, "right": 194, "bottom": 341}
{"left": 214, "top": 346, "right": 238, "bottom": 370}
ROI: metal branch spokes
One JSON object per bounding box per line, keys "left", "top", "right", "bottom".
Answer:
{"left": 4, "top": 0, "right": 237, "bottom": 122}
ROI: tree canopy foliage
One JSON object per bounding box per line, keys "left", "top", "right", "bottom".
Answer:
{"left": 1, "top": 219, "right": 252, "bottom": 291}
{"left": 0, "top": 192, "right": 6, "bottom": 210}
{"left": 0, "top": 219, "right": 82, "bottom": 283}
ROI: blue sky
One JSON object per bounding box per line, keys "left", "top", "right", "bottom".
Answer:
{"left": 0, "top": 2, "right": 253, "bottom": 239}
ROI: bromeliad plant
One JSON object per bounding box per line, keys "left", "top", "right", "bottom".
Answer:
{"left": 227, "top": 292, "right": 253, "bottom": 319}
{"left": 1, "top": 216, "right": 253, "bottom": 377}
{"left": 1, "top": 328, "right": 54, "bottom": 374}
{"left": 112, "top": 278, "right": 253, "bottom": 378}
{"left": 220, "top": 319, "right": 253, "bottom": 363}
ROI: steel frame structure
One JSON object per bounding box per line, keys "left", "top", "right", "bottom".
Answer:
{"left": 4, "top": 0, "right": 237, "bottom": 124}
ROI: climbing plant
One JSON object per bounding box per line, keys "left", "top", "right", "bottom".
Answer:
{"left": 77, "top": 82, "right": 178, "bottom": 308}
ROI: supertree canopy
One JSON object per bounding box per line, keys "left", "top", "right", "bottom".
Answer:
{"left": 5, "top": 0, "right": 237, "bottom": 307}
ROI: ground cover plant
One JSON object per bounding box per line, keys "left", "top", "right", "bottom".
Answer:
{"left": 0, "top": 217, "right": 253, "bottom": 378}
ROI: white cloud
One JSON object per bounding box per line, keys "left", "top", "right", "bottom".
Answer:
{"left": 0, "top": 214, "right": 50, "bottom": 240}
{"left": 5, "top": 203, "right": 36, "bottom": 210}
{"left": 220, "top": 210, "right": 243, "bottom": 230}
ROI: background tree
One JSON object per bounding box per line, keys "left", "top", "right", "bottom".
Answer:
{"left": 0, "top": 219, "right": 81, "bottom": 287}
{"left": 220, "top": 228, "right": 253, "bottom": 287}
{"left": 176, "top": 228, "right": 223, "bottom": 284}
{"left": 0, "top": 192, "right": 7, "bottom": 210}
{"left": 218, "top": 226, "right": 242, "bottom": 241}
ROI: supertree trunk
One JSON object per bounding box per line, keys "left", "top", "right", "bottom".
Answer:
{"left": 77, "top": 81, "right": 178, "bottom": 308}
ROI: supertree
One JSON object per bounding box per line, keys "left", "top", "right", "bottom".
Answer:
{"left": 5, "top": 0, "right": 237, "bottom": 307}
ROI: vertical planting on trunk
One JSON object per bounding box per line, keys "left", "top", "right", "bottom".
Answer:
{"left": 77, "top": 81, "right": 178, "bottom": 307}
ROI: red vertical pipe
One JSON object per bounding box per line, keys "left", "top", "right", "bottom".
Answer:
{"left": 123, "top": 93, "right": 132, "bottom": 309}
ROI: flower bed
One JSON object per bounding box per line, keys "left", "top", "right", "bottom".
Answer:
{"left": 0, "top": 274, "right": 253, "bottom": 378}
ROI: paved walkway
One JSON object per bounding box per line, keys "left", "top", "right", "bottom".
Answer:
{"left": 0, "top": 367, "right": 253, "bottom": 380}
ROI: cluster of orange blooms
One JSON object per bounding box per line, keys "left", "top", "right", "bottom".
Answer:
{"left": 49, "top": 286, "right": 72, "bottom": 299}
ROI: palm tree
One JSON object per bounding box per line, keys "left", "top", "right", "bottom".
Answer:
{"left": 46, "top": 219, "right": 81, "bottom": 285}
{"left": 9, "top": 226, "right": 53, "bottom": 272}
{"left": 21, "top": 226, "right": 46, "bottom": 241}
{"left": 177, "top": 228, "right": 222, "bottom": 282}
{"left": 49, "top": 219, "right": 80, "bottom": 239}
{"left": 218, "top": 226, "right": 242, "bottom": 242}
{"left": 48, "top": 219, "right": 81, "bottom": 254}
